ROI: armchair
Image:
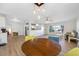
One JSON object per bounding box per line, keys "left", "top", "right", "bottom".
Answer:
{"left": 68, "top": 30, "right": 78, "bottom": 43}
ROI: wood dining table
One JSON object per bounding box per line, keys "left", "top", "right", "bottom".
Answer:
{"left": 21, "top": 38, "right": 61, "bottom": 56}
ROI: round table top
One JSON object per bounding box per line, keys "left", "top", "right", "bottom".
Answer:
{"left": 21, "top": 38, "right": 61, "bottom": 56}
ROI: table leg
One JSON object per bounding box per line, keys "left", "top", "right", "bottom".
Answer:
{"left": 77, "top": 39, "right": 79, "bottom": 47}
{"left": 68, "top": 37, "right": 70, "bottom": 43}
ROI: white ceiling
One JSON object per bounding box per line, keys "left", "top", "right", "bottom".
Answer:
{"left": 0, "top": 3, "right": 79, "bottom": 23}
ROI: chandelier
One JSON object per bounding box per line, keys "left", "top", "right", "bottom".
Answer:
{"left": 33, "top": 3, "right": 45, "bottom": 19}
{"left": 34, "top": 3, "right": 44, "bottom": 7}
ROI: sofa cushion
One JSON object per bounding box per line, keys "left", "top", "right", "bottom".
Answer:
{"left": 64, "top": 47, "right": 79, "bottom": 56}
{"left": 48, "top": 35, "right": 59, "bottom": 43}
{"left": 25, "top": 35, "right": 36, "bottom": 41}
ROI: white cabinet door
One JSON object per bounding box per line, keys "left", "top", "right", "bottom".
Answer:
{"left": 0, "top": 33, "right": 7, "bottom": 44}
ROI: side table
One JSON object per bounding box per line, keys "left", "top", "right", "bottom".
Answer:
{"left": 77, "top": 39, "right": 79, "bottom": 47}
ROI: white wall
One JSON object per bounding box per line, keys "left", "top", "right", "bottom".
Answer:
{"left": 44, "top": 24, "right": 50, "bottom": 35}
{"left": 0, "top": 15, "right": 6, "bottom": 28}
{"left": 11, "top": 22, "right": 25, "bottom": 35}
{"left": 64, "top": 20, "right": 76, "bottom": 34}
{"left": 5, "top": 18, "right": 25, "bottom": 35}
{"left": 76, "top": 19, "right": 79, "bottom": 33}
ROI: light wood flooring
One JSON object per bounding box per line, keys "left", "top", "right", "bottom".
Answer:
{"left": 0, "top": 35, "right": 25, "bottom": 56}
{"left": 0, "top": 35, "right": 77, "bottom": 56}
